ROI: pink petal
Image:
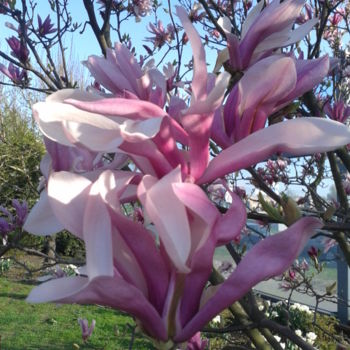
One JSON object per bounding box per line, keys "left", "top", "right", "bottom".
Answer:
{"left": 46, "top": 89, "right": 103, "bottom": 103}
{"left": 172, "top": 182, "right": 218, "bottom": 252}
{"left": 110, "top": 211, "right": 170, "bottom": 313}
{"left": 213, "top": 192, "right": 247, "bottom": 245}
{"left": 176, "top": 217, "right": 322, "bottom": 341}
{"left": 277, "top": 55, "right": 329, "bottom": 108}
{"left": 27, "top": 275, "right": 167, "bottom": 340}
{"left": 27, "top": 275, "right": 89, "bottom": 303}
{"left": 111, "top": 228, "right": 149, "bottom": 297}
{"left": 65, "top": 97, "right": 166, "bottom": 120}
{"left": 48, "top": 172, "right": 92, "bottom": 238}
{"left": 238, "top": 56, "right": 297, "bottom": 114}
{"left": 176, "top": 6, "right": 207, "bottom": 101}
{"left": 83, "top": 177, "right": 114, "bottom": 279}
{"left": 138, "top": 168, "right": 191, "bottom": 272}
{"left": 240, "top": 0, "right": 305, "bottom": 64}
{"left": 184, "top": 72, "right": 231, "bottom": 116}
{"left": 23, "top": 189, "right": 64, "bottom": 235}
{"left": 180, "top": 192, "right": 246, "bottom": 325}
{"left": 199, "top": 118, "right": 350, "bottom": 184}
{"left": 84, "top": 55, "right": 135, "bottom": 94}
{"left": 241, "top": 0, "right": 264, "bottom": 39}
{"left": 121, "top": 139, "right": 173, "bottom": 178}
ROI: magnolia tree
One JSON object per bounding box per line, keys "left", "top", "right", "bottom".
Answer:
{"left": 1, "top": 0, "right": 350, "bottom": 349}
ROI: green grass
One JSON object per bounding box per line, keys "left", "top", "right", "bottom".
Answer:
{"left": 0, "top": 277, "right": 154, "bottom": 350}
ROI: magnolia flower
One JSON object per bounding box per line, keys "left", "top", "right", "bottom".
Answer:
{"left": 0, "top": 63, "right": 27, "bottom": 84}
{"left": 215, "top": 0, "right": 318, "bottom": 72}
{"left": 6, "top": 36, "right": 29, "bottom": 63}
{"left": 212, "top": 54, "right": 330, "bottom": 147}
{"left": 84, "top": 43, "right": 167, "bottom": 107}
{"left": 24, "top": 5, "right": 350, "bottom": 349}
{"left": 130, "top": 0, "right": 152, "bottom": 20}
{"left": 0, "top": 217, "right": 12, "bottom": 237}
{"left": 324, "top": 99, "right": 350, "bottom": 124}
{"left": 0, "top": 199, "right": 28, "bottom": 236}
{"left": 26, "top": 167, "right": 322, "bottom": 346}
{"left": 12, "top": 199, "right": 28, "bottom": 226}
{"left": 37, "top": 15, "right": 56, "bottom": 36}
{"left": 146, "top": 21, "right": 175, "bottom": 48}
{"left": 78, "top": 318, "right": 96, "bottom": 342}
{"left": 185, "top": 332, "right": 208, "bottom": 350}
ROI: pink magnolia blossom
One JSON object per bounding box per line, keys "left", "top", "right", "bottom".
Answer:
{"left": 30, "top": 7, "right": 230, "bottom": 182}
{"left": 26, "top": 167, "right": 322, "bottom": 346}
{"left": 215, "top": 0, "right": 318, "bottom": 71}
{"left": 188, "top": 3, "right": 205, "bottom": 23}
{"left": 24, "top": 5, "right": 350, "bottom": 349}
{"left": 146, "top": 21, "right": 175, "bottom": 48}
{"left": 322, "top": 237, "right": 337, "bottom": 253}
{"left": 84, "top": 43, "right": 167, "bottom": 107}
{"left": 307, "top": 246, "right": 318, "bottom": 259}
{"left": 130, "top": 0, "right": 152, "bottom": 20}
{"left": 78, "top": 318, "right": 96, "bottom": 342}
{"left": 212, "top": 54, "right": 330, "bottom": 147}
{"left": 329, "top": 9, "right": 345, "bottom": 26}
{"left": 183, "top": 332, "right": 208, "bottom": 350}
{"left": 6, "top": 36, "right": 29, "bottom": 63}
{"left": 0, "top": 63, "right": 27, "bottom": 84}
{"left": 324, "top": 99, "right": 350, "bottom": 124}
{"left": 296, "top": 3, "right": 313, "bottom": 24}
{"left": 37, "top": 15, "right": 56, "bottom": 36}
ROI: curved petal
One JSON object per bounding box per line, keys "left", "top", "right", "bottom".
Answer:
{"left": 138, "top": 168, "right": 191, "bottom": 272}
{"left": 23, "top": 189, "right": 64, "bottom": 235}
{"left": 33, "top": 101, "right": 124, "bottom": 150}
{"left": 46, "top": 89, "right": 103, "bottom": 103}
{"left": 172, "top": 182, "right": 219, "bottom": 252}
{"left": 84, "top": 178, "right": 114, "bottom": 280}
{"left": 241, "top": 0, "right": 264, "bottom": 39}
{"left": 213, "top": 192, "right": 247, "bottom": 245}
{"left": 27, "top": 275, "right": 167, "bottom": 340}
{"left": 278, "top": 55, "right": 329, "bottom": 108}
{"left": 176, "top": 217, "right": 322, "bottom": 342}
{"left": 238, "top": 56, "right": 297, "bottom": 113}
{"left": 176, "top": 6, "right": 207, "bottom": 102}
{"left": 65, "top": 97, "right": 167, "bottom": 120}
{"left": 111, "top": 212, "right": 170, "bottom": 313}
{"left": 199, "top": 118, "right": 350, "bottom": 184}
{"left": 179, "top": 192, "right": 246, "bottom": 325}
{"left": 34, "top": 98, "right": 163, "bottom": 152}
{"left": 48, "top": 172, "right": 92, "bottom": 238}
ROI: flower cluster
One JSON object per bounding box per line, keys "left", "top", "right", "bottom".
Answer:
{"left": 6, "top": 36, "right": 29, "bottom": 63}
{"left": 37, "top": 15, "right": 56, "bottom": 37}
{"left": 146, "top": 21, "right": 175, "bottom": 49}
{"left": 0, "top": 199, "right": 28, "bottom": 239}
{"left": 23, "top": 2, "right": 350, "bottom": 348}
{"left": 0, "top": 63, "right": 27, "bottom": 85}
{"left": 257, "top": 159, "right": 290, "bottom": 185}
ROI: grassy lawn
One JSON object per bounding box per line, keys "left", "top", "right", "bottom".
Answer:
{"left": 0, "top": 277, "right": 154, "bottom": 350}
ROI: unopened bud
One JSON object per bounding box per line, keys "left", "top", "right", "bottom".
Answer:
{"left": 282, "top": 195, "right": 301, "bottom": 226}
{"left": 326, "top": 281, "right": 337, "bottom": 296}
{"left": 323, "top": 205, "right": 336, "bottom": 221}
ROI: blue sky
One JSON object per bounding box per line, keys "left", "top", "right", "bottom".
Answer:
{"left": 0, "top": 1, "right": 221, "bottom": 84}
{"left": 0, "top": 1, "right": 191, "bottom": 65}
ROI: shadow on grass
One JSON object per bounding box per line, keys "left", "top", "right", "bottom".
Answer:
{"left": 17, "top": 279, "right": 40, "bottom": 286}
{"left": 2, "top": 346, "right": 87, "bottom": 350}
{"left": 0, "top": 292, "right": 27, "bottom": 299}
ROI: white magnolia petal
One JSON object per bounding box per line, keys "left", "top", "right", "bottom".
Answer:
{"left": 23, "top": 190, "right": 64, "bottom": 235}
